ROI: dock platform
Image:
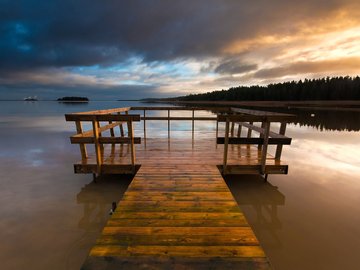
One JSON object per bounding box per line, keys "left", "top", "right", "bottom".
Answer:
{"left": 82, "top": 141, "right": 271, "bottom": 269}
{"left": 65, "top": 106, "right": 294, "bottom": 269}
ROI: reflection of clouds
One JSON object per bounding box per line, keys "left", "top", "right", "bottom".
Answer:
{"left": 284, "top": 125, "right": 360, "bottom": 177}
{"left": 25, "top": 148, "right": 45, "bottom": 167}
{"left": 0, "top": 116, "right": 73, "bottom": 132}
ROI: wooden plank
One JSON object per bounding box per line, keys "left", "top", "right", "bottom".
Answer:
{"left": 216, "top": 137, "right": 291, "bottom": 145}
{"left": 141, "top": 116, "right": 217, "bottom": 121}
{"left": 238, "top": 122, "right": 290, "bottom": 139}
{"left": 221, "top": 165, "right": 288, "bottom": 175}
{"left": 66, "top": 114, "right": 140, "bottom": 122}
{"left": 89, "top": 245, "right": 265, "bottom": 258}
{"left": 72, "top": 107, "right": 131, "bottom": 115}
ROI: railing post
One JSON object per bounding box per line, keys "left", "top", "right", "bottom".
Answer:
{"left": 237, "top": 124, "right": 242, "bottom": 137}
{"left": 118, "top": 112, "right": 125, "bottom": 137}
{"left": 230, "top": 121, "right": 235, "bottom": 137}
{"left": 143, "top": 109, "right": 146, "bottom": 138}
{"left": 92, "top": 117, "right": 102, "bottom": 175}
{"left": 216, "top": 118, "right": 219, "bottom": 138}
{"left": 168, "top": 109, "right": 170, "bottom": 139}
{"left": 247, "top": 121, "right": 253, "bottom": 138}
{"left": 258, "top": 121, "right": 265, "bottom": 149}
{"left": 275, "top": 122, "right": 287, "bottom": 160}
{"left": 260, "top": 120, "right": 270, "bottom": 174}
{"left": 192, "top": 109, "right": 195, "bottom": 139}
{"left": 75, "top": 121, "right": 87, "bottom": 159}
{"left": 109, "top": 120, "right": 115, "bottom": 148}
{"left": 128, "top": 120, "right": 136, "bottom": 170}
{"left": 223, "top": 118, "right": 230, "bottom": 173}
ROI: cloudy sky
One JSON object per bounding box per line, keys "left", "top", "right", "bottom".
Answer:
{"left": 1, "top": 0, "right": 360, "bottom": 100}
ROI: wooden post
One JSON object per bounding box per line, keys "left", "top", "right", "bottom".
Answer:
{"left": 247, "top": 121, "right": 253, "bottom": 138}
{"left": 143, "top": 109, "right": 146, "bottom": 138}
{"left": 128, "top": 121, "right": 136, "bottom": 169}
{"left": 237, "top": 124, "right": 242, "bottom": 137}
{"left": 109, "top": 120, "right": 115, "bottom": 148}
{"left": 75, "top": 121, "right": 87, "bottom": 159}
{"left": 275, "top": 122, "right": 287, "bottom": 160}
{"left": 258, "top": 121, "right": 265, "bottom": 149}
{"left": 168, "top": 109, "right": 170, "bottom": 139}
{"left": 92, "top": 118, "right": 102, "bottom": 175}
{"left": 126, "top": 111, "right": 131, "bottom": 137}
{"left": 260, "top": 121, "right": 270, "bottom": 174}
{"left": 118, "top": 112, "right": 125, "bottom": 137}
{"left": 192, "top": 109, "right": 195, "bottom": 140}
{"left": 216, "top": 118, "right": 219, "bottom": 138}
{"left": 230, "top": 121, "right": 235, "bottom": 137}
{"left": 97, "top": 121, "right": 104, "bottom": 153}
{"left": 223, "top": 118, "right": 230, "bottom": 173}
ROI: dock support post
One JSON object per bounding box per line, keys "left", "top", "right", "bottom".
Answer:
{"left": 128, "top": 121, "right": 136, "bottom": 173}
{"left": 92, "top": 118, "right": 102, "bottom": 176}
{"left": 109, "top": 120, "right": 115, "bottom": 148}
{"left": 143, "top": 109, "right": 146, "bottom": 139}
{"left": 237, "top": 124, "right": 242, "bottom": 137}
{"left": 118, "top": 112, "right": 125, "bottom": 137}
{"left": 247, "top": 121, "right": 253, "bottom": 138}
{"left": 275, "top": 123, "right": 287, "bottom": 160}
{"left": 223, "top": 118, "right": 230, "bottom": 174}
{"left": 260, "top": 121, "right": 270, "bottom": 174}
{"left": 258, "top": 121, "right": 266, "bottom": 149}
{"left": 192, "top": 109, "right": 195, "bottom": 140}
{"left": 168, "top": 109, "right": 170, "bottom": 139}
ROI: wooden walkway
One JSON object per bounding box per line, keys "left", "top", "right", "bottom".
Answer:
{"left": 81, "top": 138, "right": 272, "bottom": 269}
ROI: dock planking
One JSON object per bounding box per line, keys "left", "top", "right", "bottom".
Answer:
{"left": 66, "top": 106, "right": 295, "bottom": 269}
{"left": 81, "top": 140, "right": 272, "bottom": 269}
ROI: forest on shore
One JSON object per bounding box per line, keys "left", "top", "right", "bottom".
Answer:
{"left": 165, "top": 76, "right": 360, "bottom": 101}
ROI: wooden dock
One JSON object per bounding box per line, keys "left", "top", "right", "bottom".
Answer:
{"left": 65, "top": 106, "right": 294, "bottom": 269}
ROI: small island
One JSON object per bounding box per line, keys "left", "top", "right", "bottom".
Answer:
{"left": 57, "top": 96, "right": 89, "bottom": 103}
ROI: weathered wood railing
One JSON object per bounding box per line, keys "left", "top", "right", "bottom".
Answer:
{"left": 217, "top": 108, "right": 295, "bottom": 178}
{"left": 66, "top": 106, "right": 294, "bottom": 178}
{"left": 65, "top": 107, "right": 141, "bottom": 176}
{"left": 131, "top": 106, "right": 227, "bottom": 138}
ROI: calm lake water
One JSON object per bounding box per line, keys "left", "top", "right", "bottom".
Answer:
{"left": 0, "top": 101, "right": 359, "bottom": 270}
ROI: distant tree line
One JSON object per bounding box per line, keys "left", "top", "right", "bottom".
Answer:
{"left": 169, "top": 76, "right": 360, "bottom": 101}
{"left": 57, "top": 96, "right": 89, "bottom": 101}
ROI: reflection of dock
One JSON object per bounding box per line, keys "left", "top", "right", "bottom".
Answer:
{"left": 65, "top": 107, "right": 294, "bottom": 269}
{"left": 225, "top": 175, "right": 285, "bottom": 248}
{"left": 77, "top": 175, "right": 133, "bottom": 231}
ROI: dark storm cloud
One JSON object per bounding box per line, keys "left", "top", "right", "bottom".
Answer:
{"left": 1, "top": 0, "right": 358, "bottom": 71}
{"left": 214, "top": 59, "right": 258, "bottom": 74}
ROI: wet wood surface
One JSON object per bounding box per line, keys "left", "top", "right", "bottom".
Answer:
{"left": 82, "top": 138, "right": 272, "bottom": 269}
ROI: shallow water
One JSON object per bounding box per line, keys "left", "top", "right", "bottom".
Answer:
{"left": 0, "top": 101, "right": 359, "bottom": 270}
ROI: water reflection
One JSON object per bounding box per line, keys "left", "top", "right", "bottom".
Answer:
{"left": 76, "top": 174, "right": 133, "bottom": 231}
{"left": 225, "top": 175, "right": 285, "bottom": 248}
{"left": 242, "top": 107, "right": 360, "bottom": 131}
